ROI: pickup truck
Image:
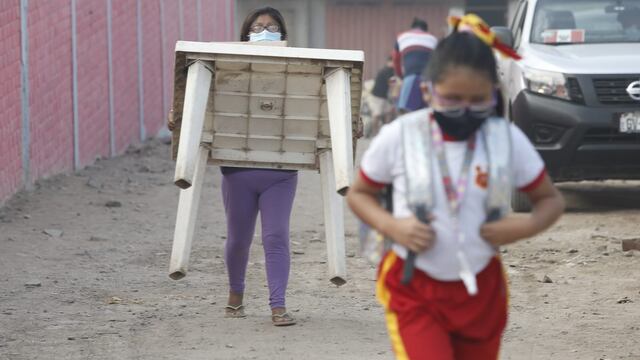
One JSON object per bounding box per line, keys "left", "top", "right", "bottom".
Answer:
{"left": 492, "top": 0, "right": 640, "bottom": 211}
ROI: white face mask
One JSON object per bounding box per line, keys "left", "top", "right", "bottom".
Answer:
{"left": 249, "top": 30, "right": 282, "bottom": 42}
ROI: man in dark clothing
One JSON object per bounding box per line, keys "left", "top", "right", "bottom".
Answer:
{"left": 372, "top": 57, "right": 395, "bottom": 101}
{"left": 365, "top": 57, "right": 395, "bottom": 137}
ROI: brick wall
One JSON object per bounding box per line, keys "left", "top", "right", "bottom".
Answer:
{"left": 76, "top": 0, "right": 110, "bottom": 166}
{"left": 161, "top": 0, "right": 181, "bottom": 121}
{"left": 0, "top": 1, "right": 23, "bottom": 202}
{"left": 0, "top": 0, "right": 235, "bottom": 205}
{"left": 111, "top": 0, "right": 140, "bottom": 154}
{"left": 141, "top": 0, "right": 163, "bottom": 138}
{"left": 28, "top": 0, "right": 74, "bottom": 181}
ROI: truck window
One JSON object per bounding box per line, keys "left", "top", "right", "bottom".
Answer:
{"left": 531, "top": 0, "right": 640, "bottom": 44}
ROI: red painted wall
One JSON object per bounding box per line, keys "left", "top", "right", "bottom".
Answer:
{"left": 183, "top": 0, "right": 199, "bottom": 41}
{"left": 203, "top": 0, "right": 233, "bottom": 41}
{"left": 111, "top": 0, "right": 140, "bottom": 154}
{"left": 77, "top": 0, "right": 110, "bottom": 166}
{"left": 142, "top": 0, "right": 164, "bottom": 138}
{"left": 0, "top": 0, "right": 235, "bottom": 205}
{"left": 162, "top": 0, "right": 181, "bottom": 119}
{"left": 28, "top": 0, "right": 74, "bottom": 180}
{"left": 0, "top": 1, "right": 23, "bottom": 202}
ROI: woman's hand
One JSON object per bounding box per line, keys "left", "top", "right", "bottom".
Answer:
{"left": 167, "top": 109, "right": 176, "bottom": 131}
{"left": 387, "top": 216, "right": 436, "bottom": 253}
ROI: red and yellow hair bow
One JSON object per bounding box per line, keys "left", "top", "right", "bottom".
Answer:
{"left": 449, "top": 13, "right": 522, "bottom": 60}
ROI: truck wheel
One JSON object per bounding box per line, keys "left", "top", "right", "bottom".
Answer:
{"left": 511, "top": 190, "right": 532, "bottom": 213}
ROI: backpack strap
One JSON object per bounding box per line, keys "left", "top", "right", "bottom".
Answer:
{"left": 482, "top": 117, "right": 513, "bottom": 222}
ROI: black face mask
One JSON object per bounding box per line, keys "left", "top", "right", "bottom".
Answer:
{"left": 433, "top": 110, "right": 488, "bottom": 140}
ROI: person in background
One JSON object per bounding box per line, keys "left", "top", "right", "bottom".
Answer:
{"left": 367, "top": 56, "right": 395, "bottom": 137}
{"left": 168, "top": 6, "right": 297, "bottom": 327}
{"left": 618, "top": 7, "right": 640, "bottom": 41}
{"left": 392, "top": 17, "right": 438, "bottom": 114}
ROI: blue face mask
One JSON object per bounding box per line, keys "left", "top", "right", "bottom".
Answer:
{"left": 249, "top": 30, "right": 282, "bottom": 42}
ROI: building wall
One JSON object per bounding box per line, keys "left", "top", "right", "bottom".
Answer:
{"left": 141, "top": 0, "right": 164, "bottom": 140}
{"left": 27, "top": 0, "right": 74, "bottom": 181}
{"left": 326, "top": 0, "right": 463, "bottom": 80}
{"left": 77, "top": 0, "right": 110, "bottom": 166}
{"left": 111, "top": 0, "right": 140, "bottom": 154}
{"left": 183, "top": 0, "right": 199, "bottom": 41}
{"left": 0, "top": 1, "right": 23, "bottom": 202}
{"left": 0, "top": 0, "right": 235, "bottom": 205}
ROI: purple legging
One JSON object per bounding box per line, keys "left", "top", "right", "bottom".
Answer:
{"left": 221, "top": 169, "right": 297, "bottom": 309}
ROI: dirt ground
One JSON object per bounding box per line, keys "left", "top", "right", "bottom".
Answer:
{"left": 0, "top": 139, "right": 639, "bottom": 360}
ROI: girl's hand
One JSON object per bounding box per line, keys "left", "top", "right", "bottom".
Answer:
{"left": 388, "top": 216, "right": 436, "bottom": 253}
{"left": 480, "top": 216, "right": 534, "bottom": 247}
{"left": 346, "top": 173, "right": 439, "bottom": 254}
{"left": 482, "top": 174, "right": 565, "bottom": 247}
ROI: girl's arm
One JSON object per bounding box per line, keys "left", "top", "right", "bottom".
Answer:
{"left": 481, "top": 175, "right": 565, "bottom": 246}
{"left": 347, "top": 173, "right": 435, "bottom": 253}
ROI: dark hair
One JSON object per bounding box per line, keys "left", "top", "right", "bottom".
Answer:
{"left": 239, "top": 6, "right": 287, "bottom": 42}
{"left": 423, "top": 31, "right": 503, "bottom": 116}
{"left": 411, "top": 18, "right": 428, "bottom": 31}
{"left": 423, "top": 31, "right": 498, "bottom": 84}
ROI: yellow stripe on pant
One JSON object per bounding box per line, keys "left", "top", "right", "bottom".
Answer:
{"left": 376, "top": 252, "right": 409, "bottom": 360}
{"left": 497, "top": 256, "right": 510, "bottom": 360}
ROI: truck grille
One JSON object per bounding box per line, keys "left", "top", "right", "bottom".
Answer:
{"left": 583, "top": 128, "right": 640, "bottom": 144}
{"left": 566, "top": 77, "right": 584, "bottom": 104}
{"left": 593, "top": 77, "right": 640, "bottom": 105}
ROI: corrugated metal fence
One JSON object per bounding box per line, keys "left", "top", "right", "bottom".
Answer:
{"left": 325, "top": 1, "right": 452, "bottom": 80}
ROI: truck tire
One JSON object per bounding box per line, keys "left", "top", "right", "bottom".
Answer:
{"left": 511, "top": 190, "right": 532, "bottom": 213}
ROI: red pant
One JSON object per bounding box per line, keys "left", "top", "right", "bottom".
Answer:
{"left": 376, "top": 253, "right": 508, "bottom": 360}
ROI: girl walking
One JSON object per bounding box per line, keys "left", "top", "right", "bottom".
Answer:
{"left": 347, "top": 14, "right": 565, "bottom": 359}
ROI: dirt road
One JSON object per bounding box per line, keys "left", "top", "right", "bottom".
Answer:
{"left": 0, "top": 140, "right": 638, "bottom": 360}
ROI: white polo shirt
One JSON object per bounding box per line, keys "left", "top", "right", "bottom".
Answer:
{"left": 360, "top": 109, "right": 545, "bottom": 281}
{"left": 396, "top": 29, "right": 438, "bottom": 53}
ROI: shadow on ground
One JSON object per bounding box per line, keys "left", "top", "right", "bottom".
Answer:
{"left": 558, "top": 181, "right": 640, "bottom": 213}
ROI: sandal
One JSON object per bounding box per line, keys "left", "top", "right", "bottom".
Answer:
{"left": 224, "top": 304, "right": 246, "bottom": 318}
{"left": 271, "top": 312, "right": 296, "bottom": 326}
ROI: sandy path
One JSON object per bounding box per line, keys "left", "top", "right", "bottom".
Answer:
{"left": 0, "top": 140, "right": 638, "bottom": 359}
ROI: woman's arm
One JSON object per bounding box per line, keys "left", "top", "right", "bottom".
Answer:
{"left": 480, "top": 175, "right": 565, "bottom": 246}
{"left": 347, "top": 173, "right": 435, "bottom": 253}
